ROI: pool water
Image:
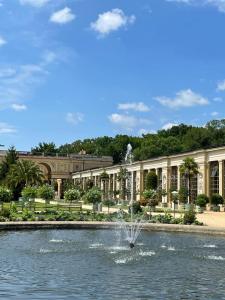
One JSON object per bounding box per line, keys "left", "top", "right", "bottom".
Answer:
{"left": 0, "top": 229, "right": 225, "bottom": 299}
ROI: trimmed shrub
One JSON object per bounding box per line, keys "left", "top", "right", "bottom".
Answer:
{"left": 21, "top": 186, "right": 37, "bottom": 201}
{"left": 84, "top": 187, "right": 102, "bottom": 205}
{"left": 146, "top": 171, "right": 158, "bottom": 190}
{"left": 129, "top": 201, "right": 142, "bottom": 215}
{"left": 37, "top": 185, "right": 54, "bottom": 202}
{"left": 195, "top": 194, "right": 209, "bottom": 207}
{"left": 103, "top": 199, "right": 115, "bottom": 213}
{"left": 0, "top": 207, "right": 11, "bottom": 218}
{"left": 0, "top": 186, "right": 13, "bottom": 202}
{"left": 64, "top": 189, "right": 80, "bottom": 203}
{"left": 143, "top": 189, "right": 158, "bottom": 207}
{"left": 210, "top": 194, "right": 224, "bottom": 206}
{"left": 178, "top": 187, "right": 188, "bottom": 204}
{"left": 143, "top": 189, "right": 157, "bottom": 201}
{"left": 183, "top": 208, "right": 196, "bottom": 225}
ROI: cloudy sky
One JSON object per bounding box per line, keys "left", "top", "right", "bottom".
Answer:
{"left": 0, "top": 0, "right": 225, "bottom": 150}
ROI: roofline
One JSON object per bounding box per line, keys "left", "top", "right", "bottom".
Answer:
{"left": 72, "top": 145, "right": 225, "bottom": 176}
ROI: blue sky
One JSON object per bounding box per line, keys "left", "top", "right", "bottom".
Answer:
{"left": 0, "top": 0, "right": 225, "bottom": 150}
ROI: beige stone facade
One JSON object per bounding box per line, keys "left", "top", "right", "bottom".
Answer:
{"left": 0, "top": 151, "right": 113, "bottom": 198}
{"left": 72, "top": 146, "right": 225, "bottom": 204}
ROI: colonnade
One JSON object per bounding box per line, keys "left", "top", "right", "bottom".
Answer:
{"left": 72, "top": 146, "right": 225, "bottom": 204}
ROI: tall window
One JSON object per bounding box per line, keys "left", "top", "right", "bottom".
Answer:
{"left": 157, "top": 168, "right": 162, "bottom": 190}
{"left": 109, "top": 174, "right": 114, "bottom": 198}
{"left": 210, "top": 161, "right": 219, "bottom": 195}
{"left": 190, "top": 175, "right": 198, "bottom": 203}
{"left": 170, "top": 166, "right": 178, "bottom": 191}
{"left": 143, "top": 170, "right": 148, "bottom": 189}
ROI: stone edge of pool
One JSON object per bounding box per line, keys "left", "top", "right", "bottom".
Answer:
{"left": 0, "top": 221, "right": 225, "bottom": 236}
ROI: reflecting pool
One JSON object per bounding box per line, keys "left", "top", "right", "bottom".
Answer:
{"left": 1, "top": 229, "right": 225, "bottom": 299}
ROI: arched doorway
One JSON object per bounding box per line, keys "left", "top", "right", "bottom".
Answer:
{"left": 38, "top": 163, "right": 51, "bottom": 183}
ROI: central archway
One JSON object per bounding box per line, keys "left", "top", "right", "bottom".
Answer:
{"left": 38, "top": 162, "right": 52, "bottom": 183}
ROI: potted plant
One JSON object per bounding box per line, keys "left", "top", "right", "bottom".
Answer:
{"left": 178, "top": 187, "right": 188, "bottom": 211}
{"left": 195, "top": 194, "right": 209, "bottom": 213}
{"left": 103, "top": 199, "right": 115, "bottom": 214}
{"left": 160, "top": 189, "right": 167, "bottom": 207}
{"left": 84, "top": 187, "right": 102, "bottom": 212}
{"left": 37, "top": 185, "right": 54, "bottom": 204}
{"left": 64, "top": 188, "right": 80, "bottom": 204}
{"left": 143, "top": 189, "right": 157, "bottom": 219}
{"left": 210, "top": 194, "right": 224, "bottom": 212}
{"left": 171, "top": 190, "right": 178, "bottom": 217}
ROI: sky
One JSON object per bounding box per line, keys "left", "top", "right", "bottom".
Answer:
{"left": 1, "top": 0, "right": 225, "bottom": 150}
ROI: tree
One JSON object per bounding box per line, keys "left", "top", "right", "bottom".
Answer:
{"left": 143, "top": 189, "right": 158, "bottom": 218}
{"left": 210, "top": 194, "right": 224, "bottom": 206}
{"left": 146, "top": 171, "right": 158, "bottom": 190}
{"left": 0, "top": 146, "right": 18, "bottom": 182}
{"left": 196, "top": 194, "right": 209, "bottom": 208}
{"left": 52, "top": 118, "right": 225, "bottom": 163}
{"left": 21, "top": 186, "right": 37, "bottom": 201}
{"left": 103, "top": 199, "right": 115, "bottom": 214}
{"left": 84, "top": 187, "right": 102, "bottom": 211}
{"left": 37, "top": 185, "right": 54, "bottom": 203}
{"left": 179, "top": 157, "right": 199, "bottom": 204}
{"left": 31, "top": 142, "right": 58, "bottom": 156}
{"left": 6, "top": 160, "right": 44, "bottom": 191}
{"left": 178, "top": 187, "right": 189, "bottom": 204}
{"left": 64, "top": 189, "right": 80, "bottom": 203}
{"left": 0, "top": 186, "right": 13, "bottom": 202}
{"left": 117, "top": 167, "right": 128, "bottom": 201}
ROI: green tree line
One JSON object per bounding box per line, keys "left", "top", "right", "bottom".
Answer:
{"left": 31, "top": 119, "right": 225, "bottom": 164}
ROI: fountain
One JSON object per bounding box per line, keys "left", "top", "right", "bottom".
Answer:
{"left": 118, "top": 144, "right": 144, "bottom": 249}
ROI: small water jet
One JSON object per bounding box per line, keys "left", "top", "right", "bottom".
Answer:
{"left": 117, "top": 144, "right": 144, "bottom": 249}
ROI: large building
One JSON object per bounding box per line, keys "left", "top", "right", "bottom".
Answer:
{"left": 0, "top": 150, "right": 113, "bottom": 197}
{"left": 72, "top": 146, "right": 225, "bottom": 205}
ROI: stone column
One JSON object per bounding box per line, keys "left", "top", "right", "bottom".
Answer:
{"left": 198, "top": 163, "right": 207, "bottom": 195}
{"left": 206, "top": 162, "right": 210, "bottom": 197}
{"left": 162, "top": 167, "right": 170, "bottom": 204}
{"left": 113, "top": 174, "right": 117, "bottom": 199}
{"left": 219, "top": 160, "right": 224, "bottom": 197}
{"left": 177, "top": 166, "right": 181, "bottom": 191}
{"left": 136, "top": 170, "right": 144, "bottom": 201}
{"left": 130, "top": 171, "right": 134, "bottom": 202}
{"left": 57, "top": 179, "right": 62, "bottom": 199}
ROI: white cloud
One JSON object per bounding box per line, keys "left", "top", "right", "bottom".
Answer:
{"left": 0, "top": 52, "right": 57, "bottom": 109}
{"left": 19, "top": 0, "right": 50, "bottom": 7}
{"left": 66, "top": 112, "right": 84, "bottom": 125}
{"left": 109, "top": 113, "right": 151, "bottom": 131}
{"left": 217, "top": 79, "right": 225, "bottom": 91}
{"left": 211, "top": 111, "right": 219, "bottom": 116}
{"left": 118, "top": 102, "right": 150, "bottom": 112}
{"left": 155, "top": 89, "right": 209, "bottom": 109}
{"left": 109, "top": 113, "right": 138, "bottom": 130}
{"left": 0, "top": 36, "right": 6, "bottom": 47}
{"left": 213, "top": 97, "right": 223, "bottom": 102}
{"left": 90, "top": 8, "right": 135, "bottom": 37}
{"left": 11, "top": 103, "right": 27, "bottom": 111}
{"left": 50, "top": 7, "right": 75, "bottom": 24}
{"left": 138, "top": 128, "right": 156, "bottom": 135}
{"left": 42, "top": 51, "right": 57, "bottom": 64}
{"left": 0, "top": 122, "right": 17, "bottom": 134}
{"left": 166, "top": 0, "right": 225, "bottom": 13}
{"left": 0, "top": 68, "right": 16, "bottom": 78}
{"left": 162, "top": 122, "right": 179, "bottom": 130}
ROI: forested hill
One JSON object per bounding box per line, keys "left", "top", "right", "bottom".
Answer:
{"left": 31, "top": 119, "right": 225, "bottom": 164}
